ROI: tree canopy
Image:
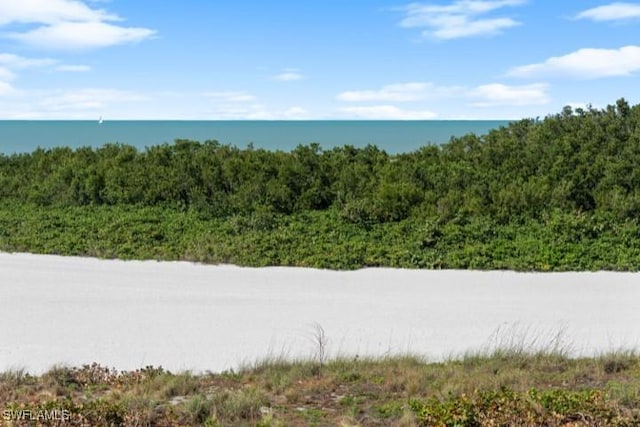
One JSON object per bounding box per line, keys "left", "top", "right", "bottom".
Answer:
{"left": 1, "top": 99, "right": 639, "bottom": 270}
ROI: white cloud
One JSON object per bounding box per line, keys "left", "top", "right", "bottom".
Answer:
{"left": 0, "top": 87, "right": 157, "bottom": 118}
{"left": 0, "top": 53, "right": 56, "bottom": 90}
{"left": 0, "top": 0, "right": 115, "bottom": 25}
{"left": 0, "top": 53, "right": 55, "bottom": 68}
{"left": 337, "top": 82, "right": 462, "bottom": 102}
{"left": 0, "top": 53, "right": 90, "bottom": 89}
{"left": 436, "top": 17, "right": 520, "bottom": 39}
{"left": 9, "top": 21, "right": 155, "bottom": 51}
{"left": 0, "top": 81, "right": 17, "bottom": 96}
{"left": 575, "top": 2, "right": 640, "bottom": 22}
{"left": 39, "top": 88, "right": 147, "bottom": 112}
{"left": 0, "top": 0, "right": 155, "bottom": 50}
{"left": 209, "top": 105, "right": 273, "bottom": 120}
{"left": 469, "top": 83, "right": 549, "bottom": 106}
{"left": 55, "top": 64, "right": 91, "bottom": 72}
{"left": 203, "top": 91, "right": 257, "bottom": 102}
{"left": 337, "top": 80, "right": 547, "bottom": 115}
{"left": 273, "top": 69, "right": 304, "bottom": 81}
{"left": 0, "top": 66, "right": 15, "bottom": 81}
{"left": 204, "top": 103, "right": 311, "bottom": 120}
{"left": 507, "top": 46, "right": 640, "bottom": 79}
{"left": 339, "top": 105, "right": 437, "bottom": 119}
{"left": 202, "top": 91, "right": 275, "bottom": 118}
{"left": 399, "top": 0, "right": 526, "bottom": 39}
{"left": 282, "top": 106, "right": 308, "bottom": 118}
{"left": 338, "top": 82, "right": 427, "bottom": 102}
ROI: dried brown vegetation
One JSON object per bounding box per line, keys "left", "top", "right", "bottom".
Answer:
{"left": 1, "top": 350, "right": 639, "bottom": 426}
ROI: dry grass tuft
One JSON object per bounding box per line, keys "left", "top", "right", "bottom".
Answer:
{"left": 1, "top": 345, "right": 639, "bottom": 426}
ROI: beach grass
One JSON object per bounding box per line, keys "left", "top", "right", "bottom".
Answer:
{"left": 2, "top": 349, "right": 639, "bottom": 426}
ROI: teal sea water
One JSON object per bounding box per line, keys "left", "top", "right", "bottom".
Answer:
{"left": 0, "top": 120, "right": 510, "bottom": 155}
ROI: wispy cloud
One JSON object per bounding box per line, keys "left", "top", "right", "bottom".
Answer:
{"left": 282, "top": 106, "right": 308, "bottom": 118}
{"left": 0, "top": 86, "right": 151, "bottom": 118}
{"left": 507, "top": 46, "right": 640, "bottom": 79}
{"left": 399, "top": 0, "right": 526, "bottom": 40}
{"left": 0, "top": 53, "right": 56, "bottom": 92}
{"left": 0, "top": 52, "right": 93, "bottom": 88}
{"left": 0, "top": 0, "right": 115, "bottom": 25}
{"left": 203, "top": 91, "right": 257, "bottom": 102}
{"left": 0, "top": 67, "right": 14, "bottom": 81}
{"left": 339, "top": 105, "right": 437, "bottom": 119}
{"left": 202, "top": 91, "right": 268, "bottom": 118}
{"left": 9, "top": 21, "right": 155, "bottom": 51}
{"left": 0, "top": 53, "right": 55, "bottom": 69}
{"left": 470, "top": 83, "right": 549, "bottom": 106}
{"left": 0, "top": 0, "right": 155, "bottom": 50}
{"left": 575, "top": 2, "right": 640, "bottom": 22}
{"left": 338, "top": 80, "right": 543, "bottom": 110}
{"left": 0, "top": 81, "right": 17, "bottom": 96}
{"left": 55, "top": 64, "right": 91, "bottom": 72}
{"left": 337, "top": 82, "right": 463, "bottom": 102}
{"left": 204, "top": 103, "right": 310, "bottom": 120}
{"left": 39, "top": 88, "right": 147, "bottom": 112}
{"left": 272, "top": 69, "right": 304, "bottom": 81}
{"left": 200, "top": 89, "right": 308, "bottom": 119}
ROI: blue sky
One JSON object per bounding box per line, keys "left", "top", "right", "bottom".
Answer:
{"left": 0, "top": 0, "right": 639, "bottom": 119}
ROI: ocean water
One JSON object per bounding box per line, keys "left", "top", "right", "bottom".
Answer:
{"left": 0, "top": 120, "right": 510, "bottom": 155}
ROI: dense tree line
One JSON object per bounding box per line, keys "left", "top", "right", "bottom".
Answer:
{"left": 2, "top": 99, "right": 640, "bottom": 222}
{"left": 1, "top": 99, "right": 640, "bottom": 269}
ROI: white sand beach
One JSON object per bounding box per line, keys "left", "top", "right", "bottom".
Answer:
{"left": 1, "top": 252, "right": 639, "bottom": 374}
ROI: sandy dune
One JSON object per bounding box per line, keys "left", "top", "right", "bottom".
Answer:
{"left": 1, "top": 252, "right": 639, "bottom": 374}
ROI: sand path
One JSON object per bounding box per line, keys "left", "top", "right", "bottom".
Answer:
{"left": 1, "top": 252, "right": 639, "bottom": 373}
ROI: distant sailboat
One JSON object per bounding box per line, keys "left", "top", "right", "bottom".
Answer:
{"left": 98, "top": 116, "right": 103, "bottom": 124}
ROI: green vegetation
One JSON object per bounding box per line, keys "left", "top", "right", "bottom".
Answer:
{"left": 2, "top": 351, "right": 639, "bottom": 426}
{"left": 2, "top": 99, "right": 640, "bottom": 269}
{"left": 2, "top": 103, "right": 640, "bottom": 424}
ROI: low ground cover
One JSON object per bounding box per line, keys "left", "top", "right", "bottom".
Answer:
{"left": 2, "top": 350, "right": 639, "bottom": 426}
{"left": 1, "top": 203, "right": 639, "bottom": 271}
